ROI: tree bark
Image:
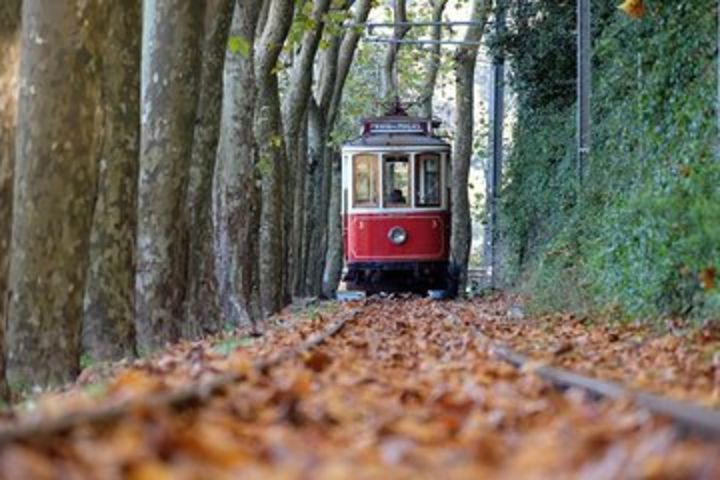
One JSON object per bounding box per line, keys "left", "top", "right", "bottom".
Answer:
{"left": 419, "top": 0, "right": 449, "bottom": 118}
{"left": 304, "top": 17, "right": 346, "bottom": 297}
{"left": 303, "top": 99, "right": 326, "bottom": 296}
{"left": 185, "top": 0, "right": 235, "bottom": 339}
{"left": 81, "top": 1, "right": 140, "bottom": 363}
{"left": 0, "top": 0, "right": 21, "bottom": 399}
{"left": 136, "top": 0, "right": 205, "bottom": 353}
{"left": 254, "top": 0, "right": 296, "bottom": 317}
{"left": 290, "top": 108, "right": 309, "bottom": 296}
{"left": 320, "top": 0, "right": 374, "bottom": 297}
{"left": 283, "top": 0, "right": 332, "bottom": 301}
{"left": 214, "top": 1, "right": 264, "bottom": 327}
{"left": 6, "top": 0, "right": 100, "bottom": 389}
{"left": 449, "top": 0, "right": 490, "bottom": 295}
{"left": 381, "top": 0, "right": 410, "bottom": 101}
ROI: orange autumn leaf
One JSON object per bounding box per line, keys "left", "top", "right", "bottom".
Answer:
{"left": 699, "top": 266, "right": 717, "bottom": 291}
{"left": 126, "top": 461, "right": 174, "bottom": 480}
{"left": 618, "top": 0, "right": 646, "bottom": 19}
{"left": 108, "top": 369, "right": 163, "bottom": 397}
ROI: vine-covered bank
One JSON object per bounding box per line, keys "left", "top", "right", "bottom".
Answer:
{"left": 499, "top": 0, "right": 719, "bottom": 322}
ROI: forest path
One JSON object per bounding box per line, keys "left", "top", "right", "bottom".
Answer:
{"left": 0, "top": 298, "right": 718, "bottom": 478}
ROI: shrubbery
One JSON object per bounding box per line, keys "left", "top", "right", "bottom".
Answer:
{"left": 500, "top": 0, "right": 719, "bottom": 323}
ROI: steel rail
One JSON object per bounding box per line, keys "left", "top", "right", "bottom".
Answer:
{"left": 0, "top": 307, "right": 362, "bottom": 444}
{"left": 443, "top": 304, "right": 720, "bottom": 441}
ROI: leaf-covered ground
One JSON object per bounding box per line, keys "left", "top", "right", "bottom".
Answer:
{"left": 0, "top": 298, "right": 718, "bottom": 479}
{"left": 462, "top": 295, "right": 720, "bottom": 408}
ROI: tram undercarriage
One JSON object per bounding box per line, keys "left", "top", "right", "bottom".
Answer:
{"left": 343, "top": 261, "right": 455, "bottom": 296}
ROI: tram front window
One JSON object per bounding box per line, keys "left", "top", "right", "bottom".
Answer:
{"left": 415, "top": 153, "right": 441, "bottom": 207}
{"left": 353, "top": 154, "right": 379, "bottom": 207}
{"left": 383, "top": 155, "right": 410, "bottom": 207}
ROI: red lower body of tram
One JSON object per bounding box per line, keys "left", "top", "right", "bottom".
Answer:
{"left": 343, "top": 211, "right": 451, "bottom": 294}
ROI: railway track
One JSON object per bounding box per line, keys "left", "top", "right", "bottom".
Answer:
{"left": 442, "top": 303, "right": 720, "bottom": 441}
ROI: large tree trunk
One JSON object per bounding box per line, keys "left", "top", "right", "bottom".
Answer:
{"left": 0, "top": 0, "right": 21, "bottom": 398}
{"left": 82, "top": 0, "right": 140, "bottom": 363}
{"left": 185, "top": 0, "right": 235, "bottom": 338}
{"left": 419, "top": 0, "right": 449, "bottom": 118}
{"left": 136, "top": 0, "right": 205, "bottom": 353}
{"left": 283, "top": 0, "right": 332, "bottom": 301}
{"left": 303, "top": 35, "right": 340, "bottom": 297}
{"left": 449, "top": 0, "right": 490, "bottom": 295}
{"left": 6, "top": 0, "right": 100, "bottom": 389}
{"left": 214, "top": 1, "right": 264, "bottom": 327}
{"left": 303, "top": 99, "right": 326, "bottom": 296}
{"left": 321, "top": 149, "right": 343, "bottom": 297}
{"left": 320, "top": 0, "right": 374, "bottom": 298}
{"left": 290, "top": 109, "right": 309, "bottom": 296}
{"left": 254, "top": 0, "right": 295, "bottom": 317}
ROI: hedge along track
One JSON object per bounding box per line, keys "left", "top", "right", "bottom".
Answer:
{"left": 0, "top": 305, "right": 364, "bottom": 445}
{"left": 442, "top": 302, "right": 720, "bottom": 441}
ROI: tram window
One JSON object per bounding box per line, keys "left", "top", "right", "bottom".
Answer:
{"left": 415, "top": 154, "right": 441, "bottom": 207}
{"left": 383, "top": 155, "right": 410, "bottom": 207}
{"left": 352, "top": 154, "right": 379, "bottom": 207}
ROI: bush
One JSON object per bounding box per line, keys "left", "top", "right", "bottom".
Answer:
{"left": 500, "top": 0, "right": 719, "bottom": 323}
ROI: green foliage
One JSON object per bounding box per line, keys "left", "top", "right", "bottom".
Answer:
{"left": 228, "top": 35, "right": 251, "bottom": 58}
{"left": 80, "top": 353, "right": 96, "bottom": 370}
{"left": 212, "top": 337, "right": 254, "bottom": 356}
{"left": 501, "top": 0, "right": 720, "bottom": 324}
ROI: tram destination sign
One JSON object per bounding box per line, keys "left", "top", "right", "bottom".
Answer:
{"left": 367, "top": 121, "right": 426, "bottom": 135}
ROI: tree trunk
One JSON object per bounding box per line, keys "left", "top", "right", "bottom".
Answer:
{"left": 320, "top": 0, "right": 374, "bottom": 297}
{"left": 283, "top": 0, "right": 332, "bottom": 301}
{"left": 291, "top": 109, "right": 309, "bottom": 296}
{"left": 0, "top": 0, "right": 21, "bottom": 399}
{"left": 381, "top": 0, "right": 410, "bottom": 101}
{"left": 321, "top": 149, "right": 343, "bottom": 297}
{"left": 185, "top": 0, "right": 234, "bottom": 338}
{"left": 81, "top": 1, "right": 140, "bottom": 363}
{"left": 214, "top": 1, "right": 264, "bottom": 327}
{"left": 303, "top": 98, "right": 329, "bottom": 296}
{"left": 136, "top": 0, "right": 205, "bottom": 353}
{"left": 449, "top": 0, "right": 490, "bottom": 295}
{"left": 254, "top": 0, "right": 295, "bottom": 317}
{"left": 6, "top": 0, "right": 100, "bottom": 389}
{"left": 303, "top": 33, "right": 341, "bottom": 296}
{"left": 419, "top": 0, "right": 449, "bottom": 118}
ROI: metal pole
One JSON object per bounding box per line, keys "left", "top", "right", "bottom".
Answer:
{"left": 360, "top": 21, "right": 487, "bottom": 29}
{"left": 365, "top": 37, "right": 483, "bottom": 47}
{"left": 577, "top": 0, "right": 591, "bottom": 185}
{"left": 488, "top": 1, "right": 506, "bottom": 288}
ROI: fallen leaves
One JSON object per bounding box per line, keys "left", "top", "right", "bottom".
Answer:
{"left": 0, "top": 298, "right": 717, "bottom": 478}
{"left": 465, "top": 295, "right": 720, "bottom": 408}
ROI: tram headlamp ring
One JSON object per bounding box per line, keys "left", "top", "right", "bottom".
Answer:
{"left": 388, "top": 226, "right": 408, "bottom": 245}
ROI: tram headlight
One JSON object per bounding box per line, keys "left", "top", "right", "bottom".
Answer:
{"left": 388, "top": 226, "right": 408, "bottom": 245}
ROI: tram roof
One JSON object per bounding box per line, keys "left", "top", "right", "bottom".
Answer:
{"left": 343, "top": 133, "right": 450, "bottom": 149}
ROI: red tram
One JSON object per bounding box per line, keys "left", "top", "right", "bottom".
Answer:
{"left": 341, "top": 109, "right": 454, "bottom": 295}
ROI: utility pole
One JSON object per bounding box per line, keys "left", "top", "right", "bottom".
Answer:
{"left": 487, "top": 0, "right": 506, "bottom": 288}
{"left": 577, "top": 0, "right": 591, "bottom": 185}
